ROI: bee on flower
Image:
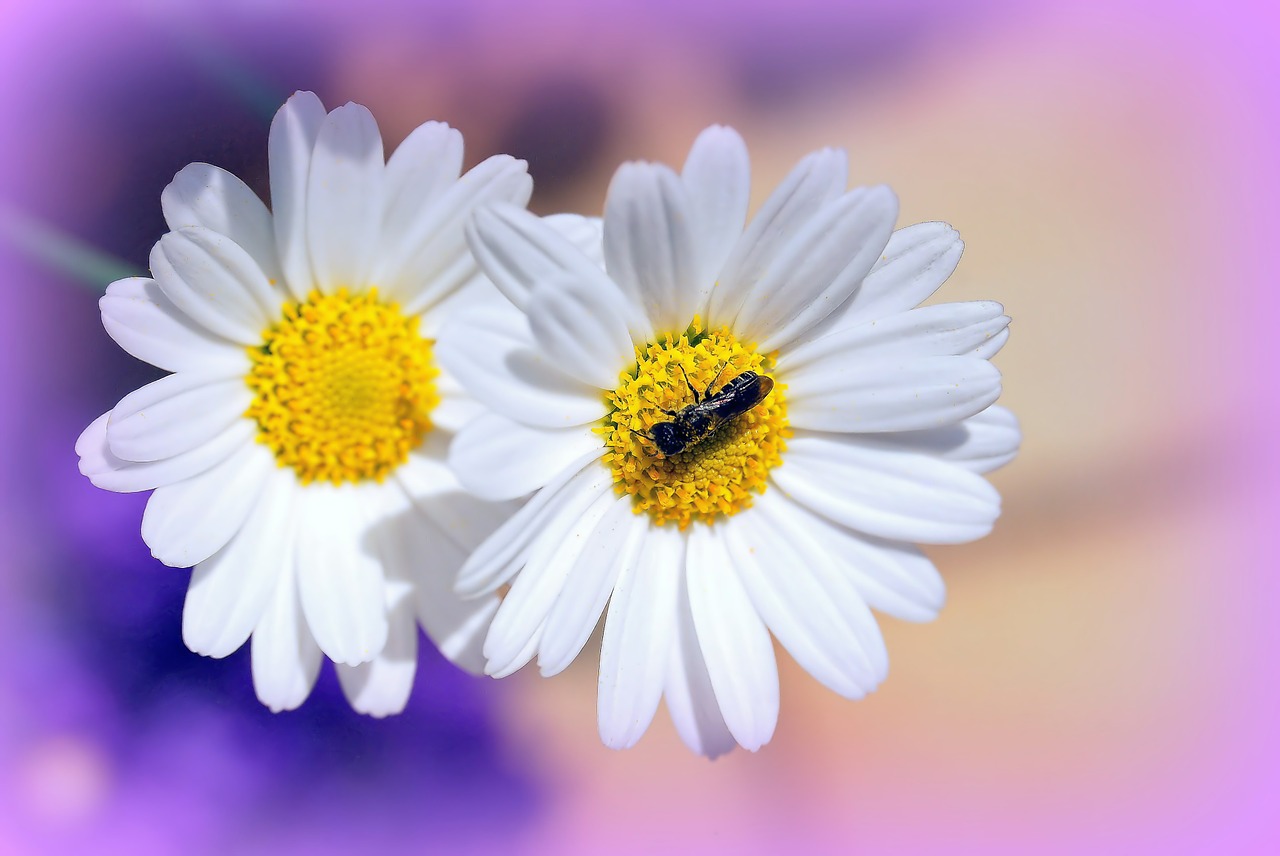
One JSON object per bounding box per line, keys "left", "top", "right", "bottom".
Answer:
{"left": 440, "top": 127, "right": 1020, "bottom": 757}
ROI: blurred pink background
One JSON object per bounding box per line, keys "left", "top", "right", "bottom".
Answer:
{"left": 1, "top": 1, "right": 1277, "bottom": 853}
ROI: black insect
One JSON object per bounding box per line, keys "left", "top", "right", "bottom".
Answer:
{"left": 631, "top": 365, "right": 775, "bottom": 457}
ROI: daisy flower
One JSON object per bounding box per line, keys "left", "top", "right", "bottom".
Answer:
{"left": 440, "top": 127, "right": 1019, "bottom": 756}
{"left": 74, "top": 91, "right": 591, "bottom": 716}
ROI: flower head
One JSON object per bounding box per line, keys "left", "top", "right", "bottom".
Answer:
{"left": 75, "top": 91, "right": 583, "bottom": 716}
{"left": 441, "top": 126, "right": 1019, "bottom": 756}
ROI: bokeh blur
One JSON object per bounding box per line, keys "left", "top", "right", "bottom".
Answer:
{"left": 1, "top": 1, "right": 1277, "bottom": 853}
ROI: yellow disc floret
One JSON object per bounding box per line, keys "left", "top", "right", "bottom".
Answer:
{"left": 601, "top": 318, "right": 789, "bottom": 529}
{"left": 244, "top": 288, "right": 439, "bottom": 485}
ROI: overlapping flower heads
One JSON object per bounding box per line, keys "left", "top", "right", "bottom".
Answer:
{"left": 78, "top": 95, "right": 1018, "bottom": 756}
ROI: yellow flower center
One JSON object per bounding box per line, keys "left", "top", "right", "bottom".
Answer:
{"left": 244, "top": 288, "right": 439, "bottom": 485}
{"left": 601, "top": 319, "right": 789, "bottom": 529}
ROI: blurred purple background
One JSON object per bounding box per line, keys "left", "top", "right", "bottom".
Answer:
{"left": 1, "top": 1, "right": 1277, "bottom": 853}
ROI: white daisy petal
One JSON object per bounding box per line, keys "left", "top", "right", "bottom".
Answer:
{"left": 435, "top": 305, "right": 607, "bottom": 429}
{"left": 526, "top": 271, "right": 638, "bottom": 389}
{"left": 336, "top": 584, "right": 418, "bottom": 718}
{"left": 394, "top": 439, "right": 517, "bottom": 550}
{"left": 848, "top": 405, "right": 1023, "bottom": 476}
{"left": 306, "top": 102, "right": 385, "bottom": 294}
{"left": 543, "top": 213, "right": 605, "bottom": 267}
{"left": 785, "top": 355, "right": 1003, "bottom": 434}
{"left": 376, "top": 155, "right": 532, "bottom": 313}
{"left": 251, "top": 548, "right": 322, "bottom": 712}
{"left": 449, "top": 412, "right": 602, "bottom": 502}
{"left": 369, "top": 472, "right": 501, "bottom": 674}
{"left": 779, "top": 301, "right": 1010, "bottom": 375}
{"left": 454, "top": 451, "right": 608, "bottom": 597}
{"left": 603, "top": 162, "right": 700, "bottom": 333}
{"left": 151, "top": 227, "right": 278, "bottom": 344}
{"left": 100, "top": 277, "right": 248, "bottom": 375}
{"left": 686, "top": 524, "right": 779, "bottom": 752}
{"left": 829, "top": 221, "right": 964, "bottom": 332}
{"left": 597, "top": 523, "right": 682, "bottom": 749}
{"left": 767, "top": 492, "right": 945, "bottom": 622}
{"left": 773, "top": 430, "right": 1001, "bottom": 544}
{"left": 483, "top": 484, "right": 617, "bottom": 678}
{"left": 295, "top": 485, "right": 389, "bottom": 666}
{"left": 77, "top": 412, "right": 255, "bottom": 494}
{"left": 707, "top": 147, "right": 848, "bottom": 329}
{"left": 381, "top": 121, "right": 464, "bottom": 257}
{"left": 681, "top": 125, "right": 750, "bottom": 290}
{"left": 538, "top": 494, "right": 647, "bottom": 677}
{"left": 664, "top": 564, "right": 737, "bottom": 759}
{"left": 140, "top": 441, "right": 274, "bottom": 568}
{"left": 736, "top": 185, "right": 899, "bottom": 353}
{"left": 973, "top": 327, "right": 1010, "bottom": 361}
{"left": 161, "top": 162, "right": 282, "bottom": 283}
{"left": 268, "top": 90, "right": 327, "bottom": 300}
{"left": 401, "top": 518, "right": 500, "bottom": 675}
{"left": 106, "top": 372, "right": 252, "bottom": 463}
{"left": 182, "top": 467, "right": 295, "bottom": 658}
{"left": 727, "top": 503, "right": 885, "bottom": 697}
{"left": 467, "top": 203, "right": 615, "bottom": 315}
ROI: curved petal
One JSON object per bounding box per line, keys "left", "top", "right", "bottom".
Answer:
{"left": 467, "top": 204, "right": 615, "bottom": 314}
{"left": 107, "top": 372, "right": 253, "bottom": 463}
{"left": 140, "top": 441, "right": 274, "bottom": 568}
{"left": 772, "top": 430, "right": 1002, "bottom": 544}
{"left": 784, "top": 355, "right": 1003, "bottom": 433}
{"left": 378, "top": 498, "right": 500, "bottom": 675}
{"left": 381, "top": 121, "right": 464, "bottom": 257}
{"left": 404, "top": 522, "right": 499, "bottom": 675}
{"left": 162, "top": 162, "right": 282, "bottom": 283}
{"left": 664, "top": 558, "right": 737, "bottom": 759}
{"left": 183, "top": 467, "right": 295, "bottom": 657}
{"left": 100, "top": 277, "right": 248, "bottom": 375}
{"left": 847, "top": 405, "right": 1022, "bottom": 476}
{"left": 449, "top": 412, "right": 602, "bottom": 502}
{"left": 766, "top": 492, "right": 945, "bottom": 622}
{"left": 543, "top": 213, "right": 605, "bottom": 267}
{"left": 295, "top": 485, "right": 389, "bottom": 666}
{"left": 537, "top": 494, "right": 647, "bottom": 677}
{"left": 376, "top": 156, "right": 531, "bottom": 312}
{"left": 726, "top": 503, "right": 886, "bottom": 697}
{"left": 306, "top": 102, "right": 385, "bottom": 294}
{"left": 597, "top": 523, "right": 681, "bottom": 749}
{"left": 269, "top": 90, "right": 327, "bottom": 300}
{"left": 482, "top": 483, "right": 617, "bottom": 678}
{"left": 828, "top": 221, "right": 964, "bottom": 332}
{"left": 336, "top": 579, "right": 417, "bottom": 718}
{"left": 682, "top": 125, "right": 750, "bottom": 291}
{"left": 527, "top": 272, "right": 639, "bottom": 389}
{"left": 251, "top": 541, "right": 322, "bottom": 712}
{"left": 78, "top": 412, "right": 255, "bottom": 494}
{"left": 151, "top": 227, "right": 278, "bottom": 344}
{"left": 779, "top": 301, "right": 1009, "bottom": 376}
{"left": 454, "top": 451, "right": 609, "bottom": 597}
{"left": 707, "top": 148, "right": 847, "bottom": 329}
{"left": 686, "top": 524, "right": 778, "bottom": 752}
{"left": 603, "top": 162, "right": 700, "bottom": 334}
{"left": 435, "top": 304, "right": 607, "bottom": 429}
{"left": 736, "top": 185, "right": 898, "bottom": 354}
{"left": 394, "top": 437, "right": 517, "bottom": 553}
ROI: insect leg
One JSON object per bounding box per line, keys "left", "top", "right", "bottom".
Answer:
{"left": 677, "top": 363, "right": 702, "bottom": 403}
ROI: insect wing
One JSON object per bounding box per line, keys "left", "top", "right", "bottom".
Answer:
{"left": 705, "top": 372, "right": 773, "bottom": 420}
